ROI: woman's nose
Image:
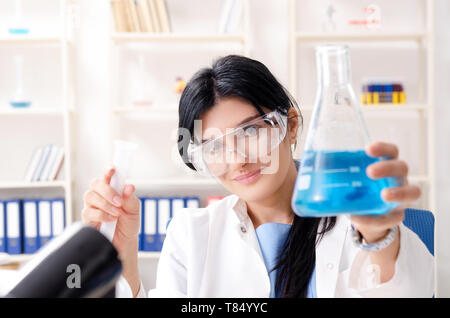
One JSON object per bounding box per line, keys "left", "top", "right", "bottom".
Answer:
{"left": 225, "top": 147, "right": 247, "bottom": 164}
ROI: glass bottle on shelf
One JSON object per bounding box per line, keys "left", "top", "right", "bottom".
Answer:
{"left": 10, "top": 55, "right": 31, "bottom": 108}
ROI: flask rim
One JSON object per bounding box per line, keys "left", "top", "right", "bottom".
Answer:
{"left": 315, "top": 44, "right": 349, "bottom": 56}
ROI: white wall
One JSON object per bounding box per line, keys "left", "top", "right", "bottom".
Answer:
{"left": 433, "top": 0, "right": 450, "bottom": 297}
{"left": 72, "top": 0, "right": 450, "bottom": 295}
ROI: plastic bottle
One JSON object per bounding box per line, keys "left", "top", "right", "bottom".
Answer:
{"left": 100, "top": 140, "right": 138, "bottom": 242}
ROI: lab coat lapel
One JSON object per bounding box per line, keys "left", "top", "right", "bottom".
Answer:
{"left": 315, "top": 216, "right": 349, "bottom": 298}
{"left": 199, "top": 195, "right": 270, "bottom": 297}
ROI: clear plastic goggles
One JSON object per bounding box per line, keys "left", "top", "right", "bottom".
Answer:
{"left": 188, "top": 110, "right": 288, "bottom": 177}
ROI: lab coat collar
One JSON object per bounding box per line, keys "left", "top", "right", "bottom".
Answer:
{"left": 227, "top": 194, "right": 266, "bottom": 264}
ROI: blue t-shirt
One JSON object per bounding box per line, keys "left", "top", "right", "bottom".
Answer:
{"left": 255, "top": 223, "right": 316, "bottom": 298}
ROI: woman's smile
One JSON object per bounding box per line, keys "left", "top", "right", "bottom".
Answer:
{"left": 233, "top": 168, "right": 262, "bottom": 185}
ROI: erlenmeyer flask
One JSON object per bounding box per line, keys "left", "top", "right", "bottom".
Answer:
{"left": 291, "top": 44, "right": 399, "bottom": 217}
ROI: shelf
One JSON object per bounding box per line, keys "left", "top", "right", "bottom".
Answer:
{"left": 0, "top": 108, "right": 67, "bottom": 116}
{"left": 295, "top": 32, "right": 428, "bottom": 42}
{"left": 112, "top": 32, "right": 246, "bottom": 44}
{"left": 0, "top": 253, "right": 33, "bottom": 265}
{"left": 0, "top": 35, "right": 70, "bottom": 45}
{"left": 0, "top": 181, "right": 67, "bottom": 190}
{"left": 138, "top": 252, "right": 161, "bottom": 259}
{"left": 301, "top": 104, "right": 429, "bottom": 112}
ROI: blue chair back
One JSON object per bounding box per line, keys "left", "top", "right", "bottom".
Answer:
{"left": 403, "top": 208, "right": 434, "bottom": 256}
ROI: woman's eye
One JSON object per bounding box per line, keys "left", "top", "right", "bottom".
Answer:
{"left": 243, "top": 125, "right": 258, "bottom": 136}
{"left": 263, "top": 119, "right": 277, "bottom": 127}
{"left": 207, "top": 141, "right": 223, "bottom": 154}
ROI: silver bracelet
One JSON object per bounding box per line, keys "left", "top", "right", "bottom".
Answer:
{"left": 351, "top": 225, "right": 398, "bottom": 252}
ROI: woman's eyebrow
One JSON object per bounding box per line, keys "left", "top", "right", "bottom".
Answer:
{"left": 235, "top": 114, "right": 262, "bottom": 127}
{"left": 200, "top": 114, "right": 262, "bottom": 143}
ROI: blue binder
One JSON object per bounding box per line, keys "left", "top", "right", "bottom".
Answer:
{"left": 157, "top": 198, "right": 171, "bottom": 251}
{"left": 38, "top": 200, "right": 53, "bottom": 248}
{"left": 5, "top": 200, "right": 22, "bottom": 255}
{"left": 51, "top": 199, "right": 66, "bottom": 238}
{"left": 138, "top": 198, "right": 144, "bottom": 251}
{"left": 171, "top": 197, "right": 185, "bottom": 220}
{"left": 23, "top": 200, "right": 39, "bottom": 254}
{"left": 142, "top": 198, "right": 158, "bottom": 251}
{"left": 0, "top": 201, "right": 6, "bottom": 253}
{"left": 185, "top": 197, "right": 200, "bottom": 209}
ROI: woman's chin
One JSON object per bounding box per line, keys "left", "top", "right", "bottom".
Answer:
{"left": 228, "top": 174, "right": 276, "bottom": 202}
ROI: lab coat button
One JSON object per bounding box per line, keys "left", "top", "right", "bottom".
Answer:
{"left": 240, "top": 225, "right": 247, "bottom": 233}
{"left": 327, "top": 263, "right": 334, "bottom": 270}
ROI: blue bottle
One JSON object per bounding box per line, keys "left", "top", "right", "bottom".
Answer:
{"left": 9, "top": 55, "right": 31, "bottom": 108}
{"left": 291, "top": 45, "right": 400, "bottom": 217}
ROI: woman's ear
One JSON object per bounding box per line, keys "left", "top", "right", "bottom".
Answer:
{"left": 287, "top": 107, "right": 299, "bottom": 145}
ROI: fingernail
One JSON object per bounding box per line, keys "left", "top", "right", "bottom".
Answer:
{"left": 113, "top": 195, "right": 122, "bottom": 206}
{"left": 124, "top": 185, "right": 134, "bottom": 196}
{"left": 387, "top": 188, "right": 399, "bottom": 199}
{"left": 107, "top": 214, "right": 116, "bottom": 221}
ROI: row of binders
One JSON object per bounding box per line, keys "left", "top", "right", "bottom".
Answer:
{"left": 24, "top": 144, "right": 65, "bottom": 182}
{"left": 0, "top": 199, "right": 66, "bottom": 255}
{"left": 110, "top": 0, "right": 171, "bottom": 33}
{"left": 138, "top": 196, "right": 199, "bottom": 252}
{"left": 139, "top": 195, "right": 224, "bottom": 251}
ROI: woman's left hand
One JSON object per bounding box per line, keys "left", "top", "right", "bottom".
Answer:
{"left": 350, "top": 141, "right": 422, "bottom": 244}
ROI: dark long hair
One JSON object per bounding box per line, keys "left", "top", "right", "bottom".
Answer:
{"left": 177, "top": 55, "right": 336, "bottom": 298}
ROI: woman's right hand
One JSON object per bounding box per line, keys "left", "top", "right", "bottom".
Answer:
{"left": 81, "top": 166, "right": 141, "bottom": 256}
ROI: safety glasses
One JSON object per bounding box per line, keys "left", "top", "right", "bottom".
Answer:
{"left": 188, "top": 110, "right": 288, "bottom": 177}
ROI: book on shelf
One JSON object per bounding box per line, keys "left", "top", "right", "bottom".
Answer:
{"left": 110, "top": 0, "right": 128, "bottom": 32}
{"left": 24, "top": 144, "right": 65, "bottom": 183}
{"left": 135, "top": 0, "right": 148, "bottom": 32}
{"left": 128, "top": 0, "right": 142, "bottom": 32}
{"left": 148, "top": 0, "right": 161, "bottom": 32}
{"left": 218, "top": 0, "right": 243, "bottom": 34}
{"left": 110, "top": 0, "right": 172, "bottom": 33}
{"left": 155, "top": 0, "right": 171, "bottom": 33}
{"left": 123, "top": 0, "right": 135, "bottom": 32}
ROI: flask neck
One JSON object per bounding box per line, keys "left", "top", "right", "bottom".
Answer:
{"left": 316, "top": 47, "right": 351, "bottom": 87}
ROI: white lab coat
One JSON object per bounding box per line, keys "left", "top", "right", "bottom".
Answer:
{"left": 116, "top": 194, "right": 434, "bottom": 298}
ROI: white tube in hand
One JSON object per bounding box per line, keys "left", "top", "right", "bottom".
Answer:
{"left": 100, "top": 140, "right": 138, "bottom": 242}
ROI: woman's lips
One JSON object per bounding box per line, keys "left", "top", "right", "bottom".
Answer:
{"left": 233, "top": 169, "right": 262, "bottom": 185}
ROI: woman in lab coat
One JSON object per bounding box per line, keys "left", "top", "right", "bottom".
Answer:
{"left": 82, "top": 55, "right": 434, "bottom": 298}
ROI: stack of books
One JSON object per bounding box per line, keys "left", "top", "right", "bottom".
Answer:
{"left": 110, "top": 0, "right": 171, "bottom": 33}
{"left": 24, "top": 144, "right": 65, "bottom": 182}
{"left": 361, "top": 81, "right": 406, "bottom": 105}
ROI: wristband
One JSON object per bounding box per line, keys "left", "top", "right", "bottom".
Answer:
{"left": 351, "top": 225, "right": 397, "bottom": 252}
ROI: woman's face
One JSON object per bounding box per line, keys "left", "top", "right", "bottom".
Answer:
{"left": 198, "top": 97, "right": 299, "bottom": 202}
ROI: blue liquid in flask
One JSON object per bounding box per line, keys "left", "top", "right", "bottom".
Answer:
{"left": 292, "top": 150, "right": 400, "bottom": 217}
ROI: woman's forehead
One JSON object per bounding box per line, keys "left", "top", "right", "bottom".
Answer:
{"left": 198, "top": 98, "right": 265, "bottom": 139}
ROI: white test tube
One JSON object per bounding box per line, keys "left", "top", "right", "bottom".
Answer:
{"left": 100, "top": 140, "right": 138, "bottom": 242}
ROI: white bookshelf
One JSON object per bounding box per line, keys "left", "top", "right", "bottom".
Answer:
{"left": 0, "top": 0, "right": 75, "bottom": 265}
{"left": 295, "top": 32, "right": 429, "bottom": 42}
{"left": 112, "top": 32, "right": 246, "bottom": 44}
{"left": 0, "top": 35, "right": 70, "bottom": 44}
{"left": 288, "top": 0, "right": 436, "bottom": 214}
{"left": 108, "top": 0, "right": 249, "bottom": 259}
